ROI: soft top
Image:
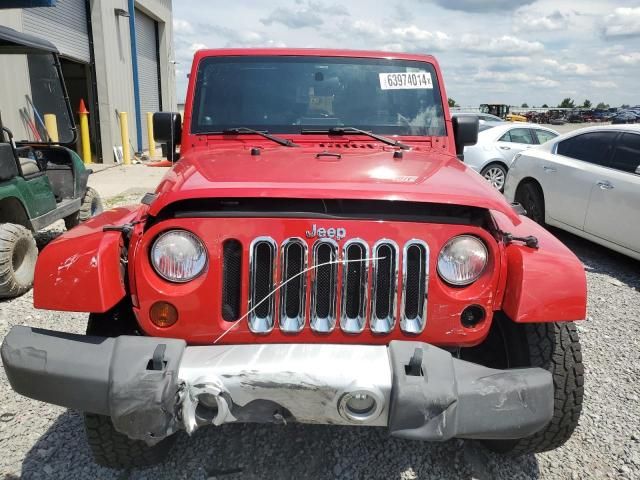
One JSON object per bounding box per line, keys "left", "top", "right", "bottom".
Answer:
{"left": 0, "top": 25, "right": 58, "bottom": 54}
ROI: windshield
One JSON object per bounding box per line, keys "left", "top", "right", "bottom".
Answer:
{"left": 191, "top": 56, "right": 446, "bottom": 137}
{"left": 0, "top": 53, "right": 74, "bottom": 144}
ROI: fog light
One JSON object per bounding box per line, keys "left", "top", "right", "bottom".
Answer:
{"left": 338, "top": 390, "right": 382, "bottom": 423}
{"left": 150, "top": 301, "right": 178, "bottom": 328}
{"left": 461, "top": 305, "right": 485, "bottom": 328}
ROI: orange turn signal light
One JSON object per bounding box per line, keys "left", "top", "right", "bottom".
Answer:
{"left": 150, "top": 301, "right": 178, "bottom": 328}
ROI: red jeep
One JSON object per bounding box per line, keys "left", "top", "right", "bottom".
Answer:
{"left": 1, "top": 49, "right": 586, "bottom": 468}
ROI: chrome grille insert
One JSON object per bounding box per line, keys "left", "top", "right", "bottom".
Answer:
{"left": 248, "top": 237, "right": 277, "bottom": 333}
{"left": 340, "top": 239, "right": 369, "bottom": 334}
{"left": 370, "top": 240, "right": 399, "bottom": 334}
{"left": 401, "top": 240, "right": 429, "bottom": 334}
{"left": 310, "top": 239, "right": 338, "bottom": 333}
{"left": 279, "top": 238, "right": 308, "bottom": 333}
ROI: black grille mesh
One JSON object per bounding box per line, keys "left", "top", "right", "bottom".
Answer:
{"left": 375, "top": 244, "right": 394, "bottom": 318}
{"left": 253, "top": 242, "right": 274, "bottom": 318}
{"left": 404, "top": 244, "right": 425, "bottom": 319}
{"left": 345, "top": 244, "right": 364, "bottom": 318}
{"left": 283, "top": 243, "right": 303, "bottom": 318}
{"left": 315, "top": 244, "right": 334, "bottom": 318}
{"left": 222, "top": 239, "right": 242, "bottom": 321}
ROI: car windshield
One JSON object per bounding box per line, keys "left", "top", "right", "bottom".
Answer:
{"left": 0, "top": 53, "right": 74, "bottom": 144}
{"left": 191, "top": 56, "right": 446, "bottom": 137}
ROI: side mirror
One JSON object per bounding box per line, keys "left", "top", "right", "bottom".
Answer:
{"left": 452, "top": 116, "right": 479, "bottom": 160}
{"left": 153, "top": 112, "right": 182, "bottom": 161}
{"left": 636, "top": 165, "right": 640, "bottom": 175}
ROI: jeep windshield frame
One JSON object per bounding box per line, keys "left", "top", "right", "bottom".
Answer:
{"left": 190, "top": 55, "right": 447, "bottom": 138}
{"left": 0, "top": 26, "right": 76, "bottom": 146}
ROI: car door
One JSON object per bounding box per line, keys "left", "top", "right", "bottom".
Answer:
{"left": 583, "top": 132, "right": 640, "bottom": 253}
{"left": 542, "top": 131, "right": 619, "bottom": 230}
{"left": 495, "top": 127, "right": 536, "bottom": 165}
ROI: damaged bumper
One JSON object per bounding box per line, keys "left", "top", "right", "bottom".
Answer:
{"left": 1, "top": 326, "right": 553, "bottom": 444}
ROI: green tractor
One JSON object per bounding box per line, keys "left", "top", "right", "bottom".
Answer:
{"left": 0, "top": 26, "right": 102, "bottom": 299}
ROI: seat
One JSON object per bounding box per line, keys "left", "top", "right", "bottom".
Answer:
{"left": 19, "top": 157, "right": 41, "bottom": 176}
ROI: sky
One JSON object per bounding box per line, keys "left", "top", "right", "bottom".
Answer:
{"left": 171, "top": 1, "right": 640, "bottom": 108}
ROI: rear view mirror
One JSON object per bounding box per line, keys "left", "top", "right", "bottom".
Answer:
{"left": 452, "top": 116, "right": 479, "bottom": 160}
{"left": 153, "top": 112, "right": 182, "bottom": 161}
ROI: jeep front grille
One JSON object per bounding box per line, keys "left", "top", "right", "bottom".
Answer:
{"left": 246, "top": 238, "right": 428, "bottom": 335}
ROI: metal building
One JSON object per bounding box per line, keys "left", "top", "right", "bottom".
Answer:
{"left": 0, "top": 0, "right": 176, "bottom": 163}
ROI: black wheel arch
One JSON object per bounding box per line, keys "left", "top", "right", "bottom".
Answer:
{"left": 0, "top": 196, "right": 34, "bottom": 231}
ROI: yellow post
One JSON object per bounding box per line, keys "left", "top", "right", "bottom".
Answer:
{"left": 78, "top": 99, "right": 91, "bottom": 164}
{"left": 119, "top": 111, "right": 131, "bottom": 165}
{"left": 44, "top": 114, "right": 59, "bottom": 142}
{"left": 146, "top": 112, "right": 155, "bottom": 159}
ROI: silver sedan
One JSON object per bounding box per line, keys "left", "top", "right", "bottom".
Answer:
{"left": 462, "top": 123, "right": 559, "bottom": 191}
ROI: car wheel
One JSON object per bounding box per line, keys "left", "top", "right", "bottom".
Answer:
{"left": 83, "top": 303, "right": 176, "bottom": 468}
{"left": 64, "top": 187, "right": 104, "bottom": 230}
{"left": 0, "top": 223, "right": 38, "bottom": 299}
{"left": 515, "top": 181, "right": 545, "bottom": 225}
{"left": 480, "top": 163, "right": 508, "bottom": 192}
{"left": 479, "top": 318, "right": 583, "bottom": 455}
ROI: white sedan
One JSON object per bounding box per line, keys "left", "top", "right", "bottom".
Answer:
{"left": 504, "top": 125, "right": 640, "bottom": 260}
{"left": 463, "top": 123, "right": 559, "bottom": 191}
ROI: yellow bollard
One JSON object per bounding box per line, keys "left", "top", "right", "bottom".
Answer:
{"left": 78, "top": 100, "right": 91, "bottom": 164}
{"left": 44, "top": 114, "right": 59, "bottom": 142}
{"left": 146, "top": 112, "right": 155, "bottom": 159}
{"left": 119, "top": 111, "right": 131, "bottom": 165}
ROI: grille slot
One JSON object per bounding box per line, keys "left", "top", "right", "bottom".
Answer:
{"left": 221, "top": 239, "right": 242, "bottom": 321}
{"left": 401, "top": 240, "right": 429, "bottom": 334}
{"left": 340, "top": 240, "right": 369, "bottom": 334}
{"left": 248, "top": 237, "right": 276, "bottom": 333}
{"left": 310, "top": 239, "right": 338, "bottom": 333}
{"left": 370, "top": 240, "right": 399, "bottom": 334}
{"left": 279, "top": 238, "right": 307, "bottom": 332}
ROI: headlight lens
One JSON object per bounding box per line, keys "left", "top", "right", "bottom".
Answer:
{"left": 151, "top": 230, "right": 207, "bottom": 282}
{"left": 437, "top": 235, "right": 488, "bottom": 286}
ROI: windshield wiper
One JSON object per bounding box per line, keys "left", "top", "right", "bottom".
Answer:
{"left": 302, "top": 127, "right": 410, "bottom": 150}
{"left": 221, "top": 127, "right": 298, "bottom": 147}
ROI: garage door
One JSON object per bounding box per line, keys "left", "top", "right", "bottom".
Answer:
{"left": 135, "top": 8, "right": 161, "bottom": 151}
{"left": 23, "top": 0, "right": 90, "bottom": 63}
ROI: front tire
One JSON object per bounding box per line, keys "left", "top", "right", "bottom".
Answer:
{"left": 0, "top": 223, "right": 38, "bottom": 299}
{"left": 84, "top": 414, "right": 175, "bottom": 469}
{"left": 481, "top": 320, "right": 584, "bottom": 455}
{"left": 515, "top": 181, "right": 545, "bottom": 225}
{"left": 83, "top": 303, "right": 175, "bottom": 468}
{"left": 65, "top": 187, "right": 103, "bottom": 230}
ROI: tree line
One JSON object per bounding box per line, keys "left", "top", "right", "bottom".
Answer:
{"left": 448, "top": 98, "right": 630, "bottom": 110}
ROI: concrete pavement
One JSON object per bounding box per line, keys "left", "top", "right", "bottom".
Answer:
{"left": 87, "top": 164, "right": 169, "bottom": 200}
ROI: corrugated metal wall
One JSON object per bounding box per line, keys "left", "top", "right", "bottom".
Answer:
{"left": 134, "top": 8, "right": 160, "bottom": 151}
{"left": 23, "top": 0, "right": 90, "bottom": 63}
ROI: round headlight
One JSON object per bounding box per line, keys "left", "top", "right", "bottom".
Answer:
{"left": 437, "top": 235, "right": 488, "bottom": 286}
{"left": 150, "top": 230, "right": 207, "bottom": 283}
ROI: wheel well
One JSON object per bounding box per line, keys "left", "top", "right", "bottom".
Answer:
{"left": 481, "top": 161, "right": 509, "bottom": 173}
{"left": 515, "top": 177, "right": 545, "bottom": 202}
{"left": 0, "top": 197, "right": 32, "bottom": 230}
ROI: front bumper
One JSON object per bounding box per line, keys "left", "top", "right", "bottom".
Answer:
{"left": 1, "top": 326, "right": 553, "bottom": 444}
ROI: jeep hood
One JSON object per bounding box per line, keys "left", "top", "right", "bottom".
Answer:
{"left": 148, "top": 146, "right": 520, "bottom": 224}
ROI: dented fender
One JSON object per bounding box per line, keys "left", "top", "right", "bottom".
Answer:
{"left": 492, "top": 211, "right": 587, "bottom": 322}
{"left": 34, "top": 206, "right": 143, "bottom": 313}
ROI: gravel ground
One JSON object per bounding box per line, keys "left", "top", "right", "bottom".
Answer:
{"left": 1, "top": 213, "right": 639, "bottom": 479}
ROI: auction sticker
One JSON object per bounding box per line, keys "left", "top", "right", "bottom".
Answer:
{"left": 379, "top": 72, "right": 433, "bottom": 90}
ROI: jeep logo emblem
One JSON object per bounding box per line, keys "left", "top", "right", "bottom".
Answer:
{"left": 305, "top": 224, "right": 346, "bottom": 241}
